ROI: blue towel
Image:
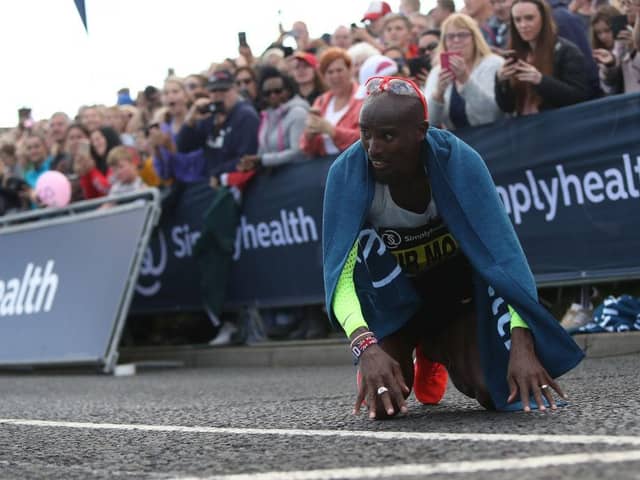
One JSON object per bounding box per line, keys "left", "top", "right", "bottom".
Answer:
{"left": 322, "top": 127, "right": 584, "bottom": 411}
{"left": 578, "top": 295, "right": 640, "bottom": 334}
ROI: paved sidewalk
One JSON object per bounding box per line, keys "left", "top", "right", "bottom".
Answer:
{"left": 120, "top": 331, "right": 640, "bottom": 368}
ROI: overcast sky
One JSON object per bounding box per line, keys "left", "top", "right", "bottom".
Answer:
{"left": 0, "top": 0, "right": 446, "bottom": 128}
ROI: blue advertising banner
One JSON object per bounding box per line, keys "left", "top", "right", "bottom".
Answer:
{"left": 131, "top": 93, "right": 640, "bottom": 313}
{"left": 456, "top": 93, "right": 640, "bottom": 284}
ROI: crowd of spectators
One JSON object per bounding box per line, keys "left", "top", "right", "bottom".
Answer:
{"left": 1, "top": 0, "right": 638, "bottom": 341}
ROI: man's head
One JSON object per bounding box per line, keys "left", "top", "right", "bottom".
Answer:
{"left": 79, "top": 106, "right": 102, "bottom": 133}
{"left": 431, "top": 0, "right": 456, "bottom": 26}
{"left": 490, "top": 0, "right": 513, "bottom": 22}
{"left": 207, "top": 70, "right": 239, "bottom": 113}
{"left": 107, "top": 146, "right": 138, "bottom": 184}
{"left": 382, "top": 14, "right": 413, "bottom": 50}
{"left": 464, "top": 0, "right": 493, "bottom": 21}
{"left": 400, "top": 0, "right": 421, "bottom": 15}
{"left": 48, "top": 112, "right": 70, "bottom": 145}
{"left": 409, "top": 13, "right": 433, "bottom": 42}
{"left": 332, "top": 25, "right": 353, "bottom": 49}
{"left": 362, "top": 1, "right": 393, "bottom": 36}
{"left": 359, "top": 77, "right": 428, "bottom": 184}
{"left": 418, "top": 30, "right": 441, "bottom": 64}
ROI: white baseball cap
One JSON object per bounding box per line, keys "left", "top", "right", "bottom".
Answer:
{"left": 354, "top": 55, "right": 399, "bottom": 100}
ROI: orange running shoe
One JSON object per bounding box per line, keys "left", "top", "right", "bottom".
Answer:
{"left": 413, "top": 344, "right": 448, "bottom": 404}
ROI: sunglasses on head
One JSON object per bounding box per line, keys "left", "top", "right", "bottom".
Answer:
{"left": 365, "top": 76, "right": 428, "bottom": 120}
{"left": 262, "top": 87, "right": 285, "bottom": 96}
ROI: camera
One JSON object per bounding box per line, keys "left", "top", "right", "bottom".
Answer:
{"left": 197, "top": 101, "right": 225, "bottom": 115}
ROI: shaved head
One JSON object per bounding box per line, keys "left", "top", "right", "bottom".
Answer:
{"left": 361, "top": 92, "right": 427, "bottom": 127}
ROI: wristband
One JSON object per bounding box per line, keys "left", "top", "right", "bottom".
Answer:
{"left": 351, "top": 335, "right": 378, "bottom": 364}
{"left": 349, "top": 331, "right": 374, "bottom": 349}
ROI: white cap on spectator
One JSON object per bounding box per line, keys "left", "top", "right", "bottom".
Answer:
{"left": 354, "top": 55, "right": 399, "bottom": 100}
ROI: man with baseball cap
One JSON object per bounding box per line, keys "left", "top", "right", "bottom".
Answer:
{"left": 350, "top": 1, "right": 392, "bottom": 49}
{"left": 177, "top": 69, "right": 259, "bottom": 184}
{"left": 323, "top": 76, "right": 583, "bottom": 419}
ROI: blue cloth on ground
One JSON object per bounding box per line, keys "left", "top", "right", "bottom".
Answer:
{"left": 577, "top": 295, "right": 640, "bottom": 334}
{"left": 322, "top": 127, "right": 584, "bottom": 411}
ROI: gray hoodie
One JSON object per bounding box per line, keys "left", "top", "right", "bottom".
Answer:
{"left": 258, "top": 95, "right": 309, "bottom": 167}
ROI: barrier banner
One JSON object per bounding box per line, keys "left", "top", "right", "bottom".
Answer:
{"left": 134, "top": 182, "right": 215, "bottom": 312}
{"left": 131, "top": 94, "right": 640, "bottom": 313}
{"left": 133, "top": 159, "right": 332, "bottom": 312}
{"left": 456, "top": 93, "right": 640, "bottom": 284}
{"left": 0, "top": 200, "right": 156, "bottom": 369}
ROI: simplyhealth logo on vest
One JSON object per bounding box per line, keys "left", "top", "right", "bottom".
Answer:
{"left": 0, "top": 260, "right": 59, "bottom": 316}
{"left": 232, "top": 207, "right": 318, "bottom": 260}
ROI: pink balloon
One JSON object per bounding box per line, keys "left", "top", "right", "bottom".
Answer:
{"left": 35, "top": 171, "right": 72, "bottom": 207}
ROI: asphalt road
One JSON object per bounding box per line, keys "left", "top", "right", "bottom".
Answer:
{"left": 0, "top": 353, "right": 639, "bottom": 479}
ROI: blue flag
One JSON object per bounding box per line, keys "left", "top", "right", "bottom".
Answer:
{"left": 74, "top": 0, "right": 87, "bottom": 32}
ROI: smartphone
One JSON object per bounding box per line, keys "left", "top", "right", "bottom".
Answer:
{"left": 440, "top": 51, "right": 459, "bottom": 70}
{"left": 238, "top": 31, "right": 248, "bottom": 47}
{"left": 500, "top": 49, "right": 518, "bottom": 63}
{"left": 611, "top": 15, "right": 628, "bottom": 38}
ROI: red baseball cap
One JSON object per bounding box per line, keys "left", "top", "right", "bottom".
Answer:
{"left": 293, "top": 51, "right": 318, "bottom": 69}
{"left": 362, "top": 1, "right": 392, "bottom": 22}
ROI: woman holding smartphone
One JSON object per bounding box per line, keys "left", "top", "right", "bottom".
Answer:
{"left": 593, "top": 0, "right": 640, "bottom": 94}
{"left": 424, "top": 13, "right": 505, "bottom": 129}
{"left": 300, "top": 48, "right": 362, "bottom": 157}
{"left": 495, "top": 0, "right": 591, "bottom": 115}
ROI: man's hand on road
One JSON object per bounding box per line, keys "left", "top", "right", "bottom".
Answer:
{"left": 354, "top": 344, "right": 410, "bottom": 420}
{"left": 507, "top": 327, "right": 567, "bottom": 412}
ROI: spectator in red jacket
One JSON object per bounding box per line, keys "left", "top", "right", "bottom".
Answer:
{"left": 300, "top": 48, "right": 363, "bottom": 157}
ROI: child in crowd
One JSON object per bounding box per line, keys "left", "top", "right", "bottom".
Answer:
{"left": 74, "top": 139, "right": 110, "bottom": 199}
{"left": 107, "top": 146, "right": 145, "bottom": 195}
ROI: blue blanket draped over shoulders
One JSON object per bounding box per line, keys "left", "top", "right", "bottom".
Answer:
{"left": 322, "top": 127, "right": 584, "bottom": 411}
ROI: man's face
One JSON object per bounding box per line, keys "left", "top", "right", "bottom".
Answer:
{"left": 490, "top": 0, "right": 513, "bottom": 22}
{"left": 81, "top": 108, "right": 101, "bottom": 132}
{"left": 384, "top": 19, "right": 411, "bottom": 48}
{"left": 49, "top": 114, "right": 69, "bottom": 144}
{"left": 332, "top": 26, "right": 353, "bottom": 49}
{"left": 431, "top": 6, "right": 450, "bottom": 26}
{"left": 359, "top": 94, "right": 427, "bottom": 184}
{"left": 465, "top": 0, "right": 491, "bottom": 18}
{"left": 419, "top": 34, "right": 440, "bottom": 63}
{"left": 210, "top": 87, "right": 237, "bottom": 113}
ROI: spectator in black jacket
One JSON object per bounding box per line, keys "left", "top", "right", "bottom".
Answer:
{"left": 176, "top": 70, "right": 259, "bottom": 185}
{"left": 495, "top": 0, "right": 591, "bottom": 115}
{"left": 546, "top": 0, "right": 601, "bottom": 97}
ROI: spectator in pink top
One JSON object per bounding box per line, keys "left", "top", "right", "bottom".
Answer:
{"left": 300, "top": 48, "right": 363, "bottom": 157}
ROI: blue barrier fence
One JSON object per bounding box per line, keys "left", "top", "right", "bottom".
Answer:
{"left": 132, "top": 93, "right": 640, "bottom": 313}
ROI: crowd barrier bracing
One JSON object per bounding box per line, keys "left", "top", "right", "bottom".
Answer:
{"left": 131, "top": 93, "right": 640, "bottom": 314}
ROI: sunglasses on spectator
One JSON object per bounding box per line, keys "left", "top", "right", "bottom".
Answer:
{"left": 236, "top": 78, "right": 254, "bottom": 86}
{"left": 419, "top": 42, "right": 439, "bottom": 55}
{"left": 262, "top": 87, "right": 285, "bottom": 96}
{"left": 185, "top": 83, "right": 200, "bottom": 90}
{"left": 444, "top": 31, "right": 472, "bottom": 42}
{"left": 364, "top": 76, "right": 428, "bottom": 120}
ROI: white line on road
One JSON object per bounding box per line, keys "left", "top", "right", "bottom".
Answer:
{"left": 1, "top": 417, "right": 639, "bottom": 447}
{"left": 174, "top": 450, "right": 640, "bottom": 480}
